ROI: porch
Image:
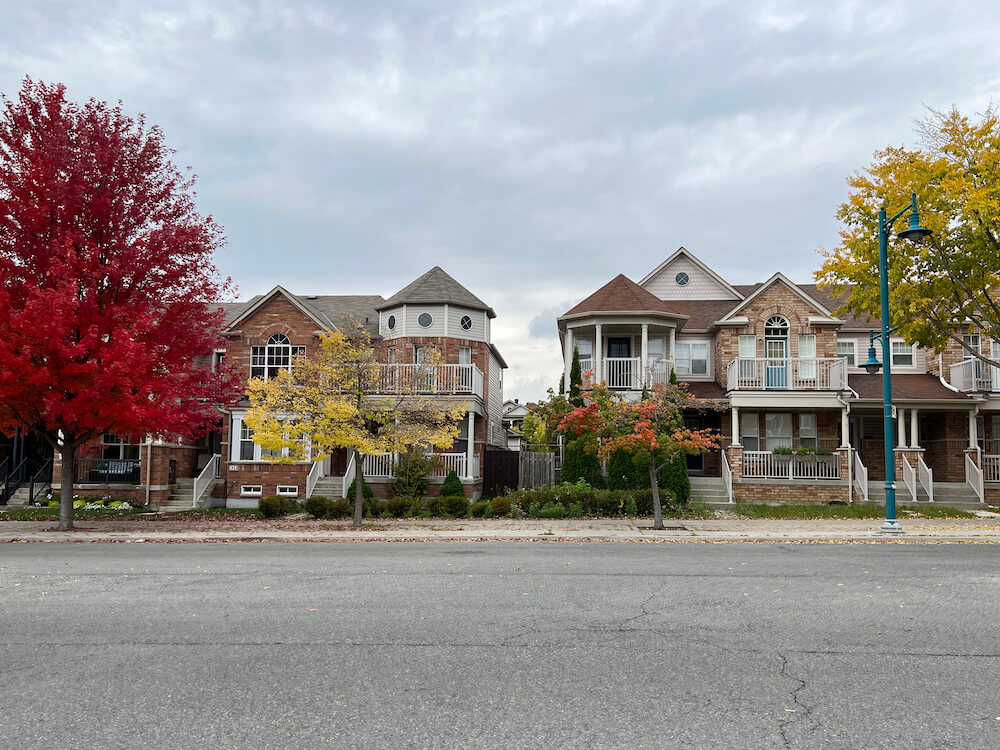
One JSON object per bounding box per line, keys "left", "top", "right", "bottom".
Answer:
{"left": 371, "top": 363, "right": 484, "bottom": 399}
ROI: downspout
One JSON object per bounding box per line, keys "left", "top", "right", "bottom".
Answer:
{"left": 145, "top": 436, "right": 153, "bottom": 506}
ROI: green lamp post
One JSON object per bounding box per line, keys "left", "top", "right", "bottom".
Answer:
{"left": 861, "top": 193, "right": 932, "bottom": 532}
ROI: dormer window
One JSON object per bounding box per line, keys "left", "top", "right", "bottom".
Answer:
{"left": 250, "top": 333, "right": 305, "bottom": 381}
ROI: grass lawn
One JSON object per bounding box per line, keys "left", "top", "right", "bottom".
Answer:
{"left": 732, "top": 502, "right": 977, "bottom": 520}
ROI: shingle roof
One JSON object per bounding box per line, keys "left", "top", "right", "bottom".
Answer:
{"left": 561, "top": 274, "right": 685, "bottom": 318}
{"left": 797, "top": 284, "right": 879, "bottom": 330}
{"left": 217, "top": 293, "right": 385, "bottom": 337}
{"left": 666, "top": 299, "right": 744, "bottom": 331}
{"left": 682, "top": 381, "right": 727, "bottom": 400}
{"left": 848, "top": 374, "right": 968, "bottom": 401}
{"left": 377, "top": 266, "right": 496, "bottom": 318}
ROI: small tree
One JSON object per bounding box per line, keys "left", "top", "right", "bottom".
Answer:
{"left": 560, "top": 382, "right": 720, "bottom": 529}
{"left": 246, "top": 321, "right": 464, "bottom": 526}
{"left": 569, "top": 346, "right": 583, "bottom": 406}
{"left": 439, "top": 470, "right": 465, "bottom": 498}
{"left": 561, "top": 435, "right": 604, "bottom": 487}
{"left": 0, "top": 78, "right": 236, "bottom": 530}
{"left": 389, "top": 447, "right": 435, "bottom": 498}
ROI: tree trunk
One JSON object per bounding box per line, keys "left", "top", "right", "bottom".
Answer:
{"left": 353, "top": 448, "right": 364, "bottom": 527}
{"left": 59, "top": 443, "right": 75, "bottom": 531}
{"left": 649, "top": 461, "right": 664, "bottom": 530}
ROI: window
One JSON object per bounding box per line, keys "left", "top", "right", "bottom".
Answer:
{"left": 239, "top": 422, "right": 255, "bottom": 461}
{"left": 675, "top": 272, "right": 689, "bottom": 286}
{"left": 741, "top": 413, "right": 759, "bottom": 451}
{"left": 387, "top": 314, "right": 396, "bottom": 330}
{"left": 250, "top": 333, "right": 305, "bottom": 381}
{"left": 964, "top": 334, "right": 984, "bottom": 383}
{"left": 765, "top": 315, "right": 789, "bottom": 337}
{"left": 240, "top": 485, "right": 262, "bottom": 497}
{"left": 738, "top": 335, "right": 756, "bottom": 358}
{"left": 455, "top": 417, "right": 469, "bottom": 455}
{"left": 798, "top": 335, "right": 817, "bottom": 379}
{"left": 837, "top": 339, "right": 856, "bottom": 367}
{"left": 765, "top": 413, "right": 793, "bottom": 450}
{"left": 890, "top": 340, "right": 914, "bottom": 367}
{"left": 387, "top": 346, "right": 395, "bottom": 364}
{"left": 276, "top": 485, "right": 299, "bottom": 497}
{"left": 460, "top": 315, "right": 473, "bottom": 330}
{"left": 418, "top": 312, "right": 433, "bottom": 328}
{"left": 212, "top": 349, "right": 226, "bottom": 372}
{"left": 675, "top": 342, "right": 708, "bottom": 375}
{"left": 647, "top": 338, "right": 665, "bottom": 360}
{"left": 575, "top": 338, "right": 593, "bottom": 359}
{"left": 459, "top": 346, "right": 472, "bottom": 388}
{"left": 799, "top": 414, "right": 817, "bottom": 449}
{"left": 102, "top": 433, "right": 140, "bottom": 460}
{"left": 977, "top": 416, "right": 985, "bottom": 451}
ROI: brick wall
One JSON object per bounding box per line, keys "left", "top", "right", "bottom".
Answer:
{"left": 733, "top": 481, "right": 849, "bottom": 504}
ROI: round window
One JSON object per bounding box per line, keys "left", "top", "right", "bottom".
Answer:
{"left": 675, "top": 272, "right": 690, "bottom": 286}
{"left": 387, "top": 315, "right": 396, "bottom": 330}
{"left": 460, "top": 315, "right": 473, "bottom": 330}
{"left": 418, "top": 312, "right": 433, "bottom": 328}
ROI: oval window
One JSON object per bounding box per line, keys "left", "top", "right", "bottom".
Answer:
{"left": 387, "top": 315, "right": 396, "bottom": 330}
{"left": 460, "top": 315, "right": 473, "bottom": 330}
{"left": 418, "top": 312, "right": 433, "bottom": 328}
{"left": 675, "top": 272, "right": 690, "bottom": 286}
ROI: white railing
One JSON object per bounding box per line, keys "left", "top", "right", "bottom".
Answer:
{"left": 721, "top": 450, "right": 734, "bottom": 503}
{"left": 726, "top": 358, "right": 848, "bottom": 391}
{"left": 430, "top": 453, "right": 468, "bottom": 478}
{"left": 950, "top": 358, "right": 1000, "bottom": 392}
{"left": 192, "top": 454, "right": 220, "bottom": 507}
{"left": 579, "top": 358, "right": 593, "bottom": 381}
{"left": 605, "top": 357, "right": 642, "bottom": 390}
{"left": 901, "top": 456, "right": 917, "bottom": 503}
{"left": 742, "top": 451, "right": 840, "bottom": 480}
{"left": 374, "top": 364, "right": 484, "bottom": 398}
{"left": 854, "top": 451, "right": 868, "bottom": 502}
{"left": 362, "top": 452, "right": 394, "bottom": 478}
{"left": 645, "top": 358, "right": 674, "bottom": 387}
{"left": 305, "top": 460, "right": 322, "bottom": 498}
{"left": 341, "top": 452, "right": 356, "bottom": 499}
{"left": 472, "top": 453, "right": 481, "bottom": 479}
{"left": 984, "top": 454, "right": 1000, "bottom": 482}
{"left": 917, "top": 454, "right": 934, "bottom": 503}
{"left": 965, "top": 453, "right": 985, "bottom": 503}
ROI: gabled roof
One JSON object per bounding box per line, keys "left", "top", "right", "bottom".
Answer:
{"left": 376, "top": 266, "right": 496, "bottom": 318}
{"left": 222, "top": 286, "right": 336, "bottom": 333}
{"left": 718, "top": 273, "right": 838, "bottom": 322}
{"left": 220, "top": 289, "right": 385, "bottom": 337}
{"left": 638, "top": 247, "right": 744, "bottom": 300}
{"left": 560, "top": 274, "right": 686, "bottom": 319}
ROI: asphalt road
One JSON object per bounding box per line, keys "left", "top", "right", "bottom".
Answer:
{"left": 2, "top": 542, "right": 999, "bottom": 749}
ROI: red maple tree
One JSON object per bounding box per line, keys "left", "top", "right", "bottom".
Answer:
{"left": 0, "top": 78, "right": 237, "bottom": 529}
{"left": 559, "top": 382, "right": 721, "bottom": 529}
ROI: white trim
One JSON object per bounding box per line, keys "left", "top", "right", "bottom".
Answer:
{"left": 223, "top": 286, "right": 333, "bottom": 333}
{"left": 638, "top": 247, "right": 744, "bottom": 300}
{"left": 240, "top": 485, "right": 263, "bottom": 497}
{"left": 276, "top": 485, "right": 299, "bottom": 497}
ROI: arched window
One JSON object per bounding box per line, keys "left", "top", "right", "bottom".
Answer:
{"left": 250, "top": 333, "right": 306, "bottom": 380}
{"left": 764, "top": 315, "right": 789, "bottom": 338}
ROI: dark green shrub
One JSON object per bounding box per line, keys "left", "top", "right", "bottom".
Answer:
{"left": 623, "top": 496, "right": 637, "bottom": 516}
{"left": 530, "top": 501, "right": 566, "bottom": 519}
{"left": 325, "top": 499, "right": 352, "bottom": 519}
{"left": 490, "top": 497, "right": 512, "bottom": 516}
{"left": 439, "top": 470, "right": 465, "bottom": 497}
{"left": 606, "top": 449, "right": 648, "bottom": 491}
{"left": 569, "top": 346, "right": 583, "bottom": 406}
{"left": 658, "top": 454, "right": 690, "bottom": 504}
{"left": 304, "top": 496, "right": 331, "bottom": 519}
{"left": 566, "top": 502, "right": 584, "bottom": 518}
{"left": 364, "top": 497, "right": 387, "bottom": 517}
{"left": 258, "top": 496, "right": 297, "bottom": 518}
{"left": 561, "top": 437, "right": 603, "bottom": 487}
{"left": 424, "top": 496, "right": 445, "bottom": 517}
{"left": 389, "top": 448, "right": 434, "bottom": 498}
{"left": 348, "top": 476, "right": 374, "bottom": 500}
{"left": 469, "top": 500, "right": 490, "bottom": 517}
{"left": 385, "top": 496, "right": 413, "bottom": 518}
{"left": 442, "top": 494, "right": 469, "bottom": 517}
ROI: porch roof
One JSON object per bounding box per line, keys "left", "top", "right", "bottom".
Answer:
{"left": 561, "top": 275, "right": 686, "bottom": 319}
{"left": 848, "top": 374, "right": 970, "bottom": 402}
{"left": 682, "top": 381, "right": 727, "bottom": 401}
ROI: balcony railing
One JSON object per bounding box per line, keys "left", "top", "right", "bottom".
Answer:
{"left": 373, "top": 364, "right": 484, "bottom": 399}
{"left": 358, "top": 452, "right": 478, "bottom": 479}
{"left": 726, "top": 358, "right": 848, "bottom": 391}
{"left": 74, "top": 458, "right": 141, "bottom": 484}
{"left": 579, "top": 357, "right": 675, "bottom": 390}
{"left": 949, "top": 358, "right": 1000, "bottom": 392}
{"left": 983, "top": 454, "right": 1000, "bottom": 482}
{"left": 742, "top": 451, "right": 841, "bottom": 480}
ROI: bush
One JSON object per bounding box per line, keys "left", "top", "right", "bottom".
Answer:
{"left": 258, "top": 496, "right": 300, "bottom": 518}
{"left": 561, "top": 437, "right": 604, "bottom": 487}
{"left": 385, "top": 496, "right": 413, "bottom": 518}
{"left": 304, "top": 496, "right": 330, "bottom": 519}
{"left": 469, "top": 500, "right": 490, "bottom": 517}
{"left": 304, "top": 496, "right": 353, "bottom": 519}
{"left": 347, "top": 476, "right": 374, "bottom": 500}
{"left": 424, "top": 496, "right": 445, "bottom": 517}
{"left": 606, "top": 449, "right": 648, "bottom": 491}
{"left": 490, "top": 497, "right": 512, "bottom": 517}
{"left": 529, "top": 501, "right": 567, "bottom": 519}
{"left": 439, "top": 470, "right": 465, "bottom": 497}
{"left": 364, "top": 497, "right": 387, "bottom": 518}
{"left": 442, "top": 494, "right": 469, "bottom": 517}
{"left": 389, "top": 448, "right": 434, "bottom": 498}
{"left": 566, "top": 502, "right": 584, "bottom": 518}
{"left": 659, "top": 454, "right": 690, "bottom": 505}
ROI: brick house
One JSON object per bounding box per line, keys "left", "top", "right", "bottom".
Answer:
{"left": 558, "top": 248, "right": 999, "bottom": 506}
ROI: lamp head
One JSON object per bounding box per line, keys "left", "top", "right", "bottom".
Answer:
{"left": 897, "top": 193, "right": 932, "bottom": 243}
{"left": 862, "top": 344, "right": 882, "bottom": 375}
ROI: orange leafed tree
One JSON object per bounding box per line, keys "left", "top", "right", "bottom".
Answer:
{"left": 559, "top": 382, "right": 720, "bottom": 529}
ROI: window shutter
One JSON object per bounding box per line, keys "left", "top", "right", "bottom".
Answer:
{"left": 230, "top": 415, "right": 242, "bottom": 462}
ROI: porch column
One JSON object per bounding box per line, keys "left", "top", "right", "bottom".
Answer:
{"left": 731, "top": 406, "right": 741, "bottom": 446}
{"left": 897, "top": 408, "right": 907, "bottom": 449}
{"left": 840, "top": 407, "right": 850, "bottom": 448}
{"left": 969, "top": 409, "right": 978, "bottom": 450}
{"left": 563, "top": 327, "right": 574, "bottom": 393}
{"left": 465, "top": 411, "right": 475, "bottom": 480}
{"left": 641, "top": 324, "right": 649, "bottom": 389}
{"left": 669, "top": 327, "right": 676, "bottom": 367}
{"left": 594, "top": 324, "right": 603, "bottom": 384}
{"left": 910, "top": 409, "right": 919, "bottom": 448}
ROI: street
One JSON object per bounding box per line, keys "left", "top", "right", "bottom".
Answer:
{"left": 2, "top": 542, "right": 998, "bottom": 749}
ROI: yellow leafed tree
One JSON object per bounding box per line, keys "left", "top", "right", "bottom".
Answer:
{"left": 245, "top": 320, "right": 464, "bottom": 526}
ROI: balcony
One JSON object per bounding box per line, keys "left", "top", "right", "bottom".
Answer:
{"left": 373, "top": 364, "right": 484, "bottom": 399}
{"left": 74, "top": 458, "right": 141, "bottom": 484}
{"left": 579, "top": 357, "right": 674, "bottom": 390}
{"left": 742, "top": 451, "right": 841, "bottom": 480}
{"left": 726, "top": 358, "right": 848, "bottom": 391}
{"left": 949, "top": 358, "right": 1000, "bottom": 392}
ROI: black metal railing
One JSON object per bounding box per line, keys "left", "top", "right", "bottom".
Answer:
{"left": 1, "top": 458, "right": 27, "bottom": 505}
{"left": 74, "top": 458, "right": 141, "bottom": 484}
{"left": 29, "top": 458, "right": 53, "bottom": 505}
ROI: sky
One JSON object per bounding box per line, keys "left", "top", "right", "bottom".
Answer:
{"left": 2, "top": 0, "right": 999, "bottom": 402}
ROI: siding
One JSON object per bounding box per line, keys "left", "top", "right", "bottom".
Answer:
{"left": 404, "top": 305, "right": 446, "bottom": 337}
{"left": 835, "top": 335, "right": 926, "bottom": 375}
{"left": 487, "top": 352, "right": 504, "bottom": 446}
{"left": 446, "top": 305, "right": 487, "bottom": 342}
{"left": 380, "top": 306, "right": 406, "bottom": 339}
{"left": 642, "top": 256, "right": 741, "bottom": 301}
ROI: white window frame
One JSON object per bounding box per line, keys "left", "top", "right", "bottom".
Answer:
{"left": 276, "top": 485, "right": 299, "bottom": 497}
{"left": 798, "top": 334, "right": 817, "bottom": 379}
{"left": 240, "top": 485, "right": 262, "bottom": 497}
{"left": 575, "top": 338, "right": 593, "bottom": 359}
{"left": 647, "top": 337, "right": 665, "bottom": 360}
{"left": 836, "top": 339, "right": 856, "bottom": 367}
{"left": 765, "top": 413, "right": 793, "bottom": 450}
{"left": 250, "top": 333, "right": 305, "bottom": 381}
{"left": 890, "top": 339, "right": 914, "bottom": 367}
{"left": 675, "top": 340, "right": 709, "bottom": 376}
{"left": 799, "top": 414, "right": 817, "bottom": 450}
{"left": 741, "top": 412, "right": 759, "bottom": 451}
{"left": 738, "top": 335, "right": 756, "bottom": 358}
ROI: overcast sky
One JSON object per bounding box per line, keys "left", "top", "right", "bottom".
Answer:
{"left": 3, "top": 0, "right": 998, "bottom": 401}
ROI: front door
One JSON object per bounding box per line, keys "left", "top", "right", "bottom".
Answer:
{"left": 607, "top": 338, "right": 632, "bottom": 388}
{"left": 764, "top": 338, "right": 788, "bottom": 389}
{"left": 684, "top": 416, "right": 704, "bottom": 473}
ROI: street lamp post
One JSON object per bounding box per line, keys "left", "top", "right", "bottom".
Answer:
{"left": 860, "top": 193, "right": 932, "bottom": 533}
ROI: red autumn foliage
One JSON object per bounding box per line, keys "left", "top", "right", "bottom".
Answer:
{"left": 0, "top": 78, "right": 238, "bottom": 528}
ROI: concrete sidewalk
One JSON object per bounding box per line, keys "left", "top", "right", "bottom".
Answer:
{"left": 2, "top": 516, "right": 1000, "bottom": 543}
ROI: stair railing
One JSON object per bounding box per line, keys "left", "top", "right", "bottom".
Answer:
{"left": 192, "top": 454, "right": 221, "bottom": 508}
{"left": 721, "top": 450, "right": 734, "bottom": 504}
{"left": 342, "top": 453, "right": 356, "bottom": 499}
{"left": 1, "top": 458, "right": 27, "bottom": 505}
{"left": 901, "top": 456, "right": 917, "bottom": 503}
{"left": 29, "top": 458, "right": 53, "bottom": 505}
{"left": 853, "top": 451, "right": 868, "bottom": 503}
{"left": 305, "top": 460, "right": 322, "bottom": 498}
{"left": 917, "top": 454, "right": 934, "bottom": 503}
{"left": 965, "top": 453, "right": 985, "bottom": 504}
